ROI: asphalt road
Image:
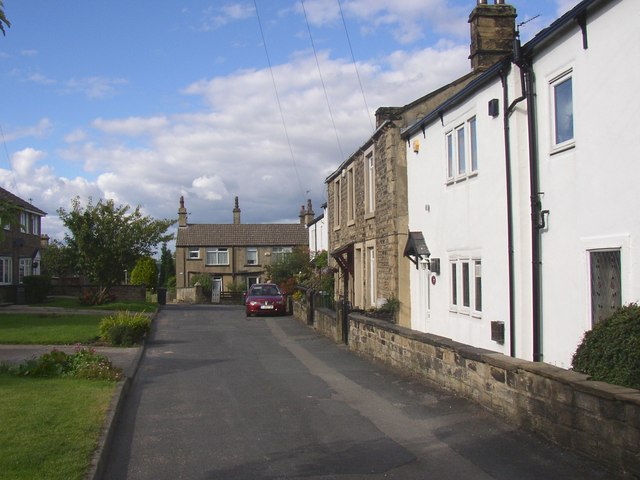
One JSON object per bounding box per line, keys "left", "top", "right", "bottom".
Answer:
{"left": 102, "top": 305, "right": 613, "bottom": 479}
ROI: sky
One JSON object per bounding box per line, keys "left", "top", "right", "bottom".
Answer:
{"left": 0, "top": 0, "right": 580, "bottom": 247}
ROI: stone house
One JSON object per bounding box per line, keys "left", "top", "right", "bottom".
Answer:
{"left": 325, "top": 0, "right": 516, "bottom": 328}
{"left": 0, "top": 187, "right": 47, "bottom": 302}
{"left": 175, "top": 196, "right": 308, "bottom": 294}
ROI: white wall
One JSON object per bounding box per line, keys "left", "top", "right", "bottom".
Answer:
{"left": 406, "top": 78, "right": 511, "bottom": 355}
{"left": 530, "top": 0, "right": 640, "bottom": 367}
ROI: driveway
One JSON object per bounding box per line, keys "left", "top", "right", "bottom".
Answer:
{"left": 102, "top": 305, "right": 612, "bottom": 479}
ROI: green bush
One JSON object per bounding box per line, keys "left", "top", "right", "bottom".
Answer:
{"left": 2, "top": 346, "right": 123, "bottom": 381}
{"left": 571, "top": 303, "right": 640, "bottom": 390}
{"left": 131, "top": 256, "right": 158, "bottom": 290}
{"left": 99, "top": 311, "right": 151, "bottom": 346}
{"left": 189, "top": 274, "right": 212, "bottom": 297}
{"left": 23, "top": 275, "right": 51, "bottom": 303}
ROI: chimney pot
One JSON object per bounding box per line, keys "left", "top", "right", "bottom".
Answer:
{"left": 478, "top": 0, "right": 487, "bottom": 4}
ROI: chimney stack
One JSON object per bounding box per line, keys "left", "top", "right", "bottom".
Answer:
{"left": 178, "top": 196, "right": 188, "bottom": 228}
{"left": 305, "top": 199, "right": 315, "bottom": 226}
{"left": 233, "top": 196, "right": 241, "bottom": 224}
{"left": 299, "top": 204, "right": 306, "bottom": 225}
{"left": 469, "top": 0, "right": 516, "bottom": 71}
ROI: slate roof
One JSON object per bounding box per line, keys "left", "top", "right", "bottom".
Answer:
{"left": 0, "top": 187, "right": 47, "bottom": 216}
{"left": 176, "top": 223, "right": 308, "bottom": 247}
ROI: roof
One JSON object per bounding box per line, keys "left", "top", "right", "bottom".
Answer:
{"left": 176, "top": 223, "right": 309, "bottom": 247}
{"left": 0, "top": 187, "right": 47, "bottom": 216}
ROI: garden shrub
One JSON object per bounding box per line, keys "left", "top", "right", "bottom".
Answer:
{"left": 99, "top": 311, "right": 151, "bottom": 346}
{"left": 189, "top": 274, "right": 212, "bottom": 297}
{"left": 131, "top": 256, "right": 158, "bottom": 290}
{"left": 1, "top": 346, "right": 123, "bottom": 381}
{"left": 571, "top": 303, "right": 640, "bottom": 390}
{"left": 23, "top": 275, "right": 51, "bottom": 303}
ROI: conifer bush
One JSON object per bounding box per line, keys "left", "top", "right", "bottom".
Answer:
{"left": 571, "top": 303, "right": 640, "bottom": 390}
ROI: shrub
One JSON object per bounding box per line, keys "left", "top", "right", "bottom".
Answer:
{"left": 131, "top": 256, "right": 159, "bottom": 290}
{"left": 3, "top": 346, "right": 123, "bottom": 381}
{"left": 99, "top": 311, "right": 151, "bottom": 346}
{"left": 571, "top": 303, "right": 640, "bottom": 390}
{"left": 189, "top": 274, "right": 212, "bottom": 297}
{"left": 23, "top": 275, "right": 51, "bottom": 303}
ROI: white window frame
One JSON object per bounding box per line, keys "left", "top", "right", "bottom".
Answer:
{"left": 334, "top": 178, "right": 341, "bottom": 230}
{"left": 19, "top": 258, "right": 32, "bottom": 284}
{"left": 246, "top": 247, "right": 258, "bottom": 265}
{"left": 20, "top": 212, "right": 29, "bottom": 233}
{"left": 205, "top": 248, "right": 229, "bottom": 266}
{"left": 367, "top": 245, "right": 376, "bottom": 308}
{"left": 364, "top": 147, "right": 375, "bottom": 216}
{"left": 550, "top": 69, "right": 574, "bottom": 152}
{"left": 446, "top": 115, "right": 478, "bottom": 183}
{"left": 449, "top": 256, "right": 482, "bottom": 317}
{"left": 0, "top": 257, "right": 12, "bottom": 284}
{"left": 272, "top": 246, "right": 293, "bottom": 264}
{"left": 347, "top": 166, "right": 355, "bottom": 225}
{"left": 188, "top": 248, "right": 200, "bottom": 259}
{"left": 31, "top": 215, "right": 39, "bottom": 235}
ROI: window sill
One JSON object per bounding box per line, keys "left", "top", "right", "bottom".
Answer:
{"left": 550, "top": 141, "right": 575, "bottom": 156}
{"left": 334, "top": 226, "right": 341, "bottom": 232}
{"left": 347, "top": 220, "right": 355, "bottom": 227}
{"left": 364, "top": 212, "right": 375, "bottom": 220}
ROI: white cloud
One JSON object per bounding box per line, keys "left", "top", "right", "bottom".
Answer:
{"left": 93, "top": 116, "right": 169, "bottom": 136}
{"left": 65, "top": 76, "right": 128, "bottom": 99}
{"left": 2, "top": 118, "right": 53, "bottom": 142}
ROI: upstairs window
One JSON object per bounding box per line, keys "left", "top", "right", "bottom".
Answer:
{"left": 347, "top": 166, "right": 355, "bottom": 224}
{"left": 551, "top": 72, "right": 574, "bottom": 148}
{"left": 246, "top": 248, "right": 258, "bottom": 265}
{"left": 364, "top": 147, "right": 375, "bottom": 216}
{"left": 446, "top": 116, "right": 478, "bottom": 182}
{"left": 334, "top": 178, "right": 341, "bottom": 229}
{"left": 206, "top": 248, "right": 229, "bottom": 266}
{"left": 188, "top": 248, "right": 200, "bottom": 259}
{"left": 272, "top": 246, "right": 293, "bottom": 264}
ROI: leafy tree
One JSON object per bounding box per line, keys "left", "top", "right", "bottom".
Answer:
{"left": 157, "top": 242, "right": 175, "bottom": 288}
{"left": 57, "top": 197, "right": 174, "bottom": 295}
{"left": 265, "top": 247, "right": 312, "bottom": 293}
{"left": 0, "top": 1, "right": 10, "bottom": 36}
{"left": 41, "top": 239, "right": 77, "bottom": 277}
{"left": 131, "top": 256, "right": 158, "bottom": 290}
{"left": 0, "top": 200, "right": 20, "bottom": 241}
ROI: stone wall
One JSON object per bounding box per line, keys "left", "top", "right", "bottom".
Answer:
{"left": 176, "top": 286, "right": 207, "bottom": 304}
{"left": 293, "top": 299, "right": 342, "bottom": 344}
{"left": 348, "top": 313, "right": 640, "bottom": 478}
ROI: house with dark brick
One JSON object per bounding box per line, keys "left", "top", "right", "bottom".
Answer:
{"left": 175, "top": 196, "right": 308, "bottom": 295}
{"left": 0, "top": 187, "right": 47, "bottom": 302}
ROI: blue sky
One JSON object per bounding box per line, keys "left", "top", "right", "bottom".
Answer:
{"left": 0, "top": 0, "right": 578, "bottom": 242}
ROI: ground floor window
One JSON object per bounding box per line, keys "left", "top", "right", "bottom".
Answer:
{"left": 590, "top": 249, "right": 621, "bottom": 326}
{"left": 0, "top": 257, "right": 11, "bottom": 284}
{"left": 450, "top": 257, "right": 481, "bottom": 316}
{"left": 19, "top": 258, "right": 32, "bottom": 284}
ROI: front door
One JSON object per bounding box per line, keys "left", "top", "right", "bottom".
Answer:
{"left": 212, "top": 277, "right": 222, "bottom": 304}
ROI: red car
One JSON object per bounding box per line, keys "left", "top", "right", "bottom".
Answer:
{"left": 245, "top": 283, "right": 287, "bottom": 316}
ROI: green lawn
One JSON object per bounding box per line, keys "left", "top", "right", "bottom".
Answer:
{"left": 0, "top": 314, "right": 103, "bottom": 344}
{"left": 36, "top": 297, "right": 157, "bottom": 313}
{"left": 0, "top": 374, "right": 115, "bottom": 480}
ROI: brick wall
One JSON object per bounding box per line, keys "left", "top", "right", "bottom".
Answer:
{"left": 348, "top": 313, "right": 640, "bottom": 477}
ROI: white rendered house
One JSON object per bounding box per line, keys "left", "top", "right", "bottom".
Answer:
{"left": 403, "top": 0, "right": 639, "bottom": 367}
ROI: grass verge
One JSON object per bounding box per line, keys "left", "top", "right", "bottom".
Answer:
{"left": 32, "top": 297, "right": 157, "bottom": 313}
{"left": 0, "top": 374, "right": 115, "bottom": 480}
{"left": 0, "top": 314, "right": 103, "bottom": 344}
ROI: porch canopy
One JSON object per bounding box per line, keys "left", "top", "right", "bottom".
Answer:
{"left": 403, "top": 231, "right": 430, "bottom": 269}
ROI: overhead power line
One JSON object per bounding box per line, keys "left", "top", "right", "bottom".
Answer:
{"left": 253, "top": 0, "right": 306, "bottom": 203}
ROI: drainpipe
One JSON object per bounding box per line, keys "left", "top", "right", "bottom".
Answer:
{"left": 513, "top": 32, "right": 543, "bottom": 362}
{"left": 500, "top": 67, "right": 516, "bottom": 358}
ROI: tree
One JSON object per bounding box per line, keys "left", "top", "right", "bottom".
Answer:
{"left": 0, "top": 1, "right": 10, "bottom": 36}
{"left": 157, "top": 242, "right": 175, "bottom": 288}
{"left": 131, "top": 256, "right": 158, "bottom": 290}
{"left": 57, "top": 197, "right": 174, "bottom": 294}
{"left": 0, "top": 200, "right": 20, "bottom": 241}
{"left": 265, "top": 247, "right": 312, "bottom": 293}
{"left": 41, "top": 239, "right": 77, "bottom": 277}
